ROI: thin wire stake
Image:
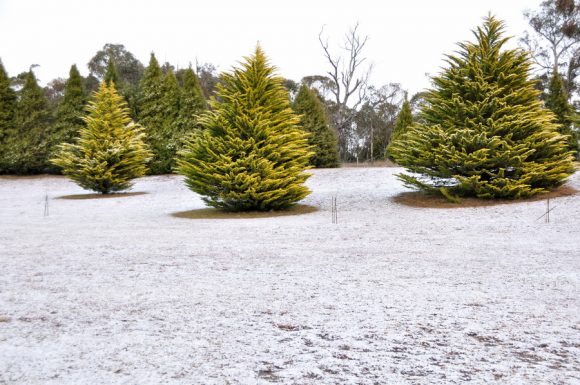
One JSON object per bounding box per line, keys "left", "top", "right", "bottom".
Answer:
{"left": 43, "top": 193, "right": 49, "bottom": 217}
{"left": 331, "top": 196, "right": 338, "bottom": 224}
{"left": 536, "top": 199, "right": 556, "bottom": 222}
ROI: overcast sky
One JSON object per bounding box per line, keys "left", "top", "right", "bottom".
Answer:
{"left": 0, "top": 0, "right": 538, "bottom": 95}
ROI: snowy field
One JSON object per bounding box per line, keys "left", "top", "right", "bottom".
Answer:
{"left": 0, "top": 167, "right": 579, "bottom": 385}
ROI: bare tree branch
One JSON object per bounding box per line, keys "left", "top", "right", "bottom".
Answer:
{"left": 318, "top": 23, "right": 373, "bottom": 160}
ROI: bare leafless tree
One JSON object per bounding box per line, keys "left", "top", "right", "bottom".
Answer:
{"left": 521, "top": 0, "right": 580, "bottom": 96}
{"left": 319, "top": 23, "right": 372, "bottom": 160}
{"left": 355, "top": 84, "right": 403, "bottom": 162}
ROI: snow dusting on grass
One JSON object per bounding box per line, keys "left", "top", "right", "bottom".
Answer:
{"left": 0, "top": 168, "right": 579, "bottom": 384}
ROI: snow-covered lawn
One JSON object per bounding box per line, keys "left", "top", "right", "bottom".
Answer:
{"left": 0, "top": 167, "right": 579, "bottom": 385}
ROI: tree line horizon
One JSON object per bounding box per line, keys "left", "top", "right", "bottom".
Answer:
{"left": 1, "top": 1, "right": 578, "bottom": 172}
{"left": 0, "top": 2, "right": 578, "bottom": 207}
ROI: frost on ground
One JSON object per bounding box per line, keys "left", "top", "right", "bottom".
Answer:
{"left": 0, "top": 167, "right": 579, "bottom": 385}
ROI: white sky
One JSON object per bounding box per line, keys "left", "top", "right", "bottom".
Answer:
{"left": 0, "top": 0, "right": 538, "bottom": 95}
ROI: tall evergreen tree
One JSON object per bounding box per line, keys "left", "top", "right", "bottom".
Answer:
{"left": 177, "top": 67, "right": 207, "bottom": 132}
{"left": 49, "top": 65, "right": 87, "bottom": 159}
{"left": 103, "top": 58, "right": 119, "bottom": 87}
{"left": 545, "top": 70, "right": 578, "bottom": 154}
{"left": 51, "top": 82, "right": 151, "bottom": 194}
{"left": 137, "top": 53, "right": 181, "bottom": 174}
{"left": 177, "top": 46, "right": 312, "bottom": 211}
{"left": 386, "top": 95, "right": 413, "bottom": 159}
{"left": 390, "top": 16, "right": 575, "bottom": 201}
{"left": 391, "top": 96, "right": 413, "bottom": 142}
{"left": 157, "top": 68, "right": 181, "bottom": 172}
{"left": 4, "top": 70, "right": 52, "bottom": 174}
{"left": 293, "top": 84, "right": 339, "bottom": 168}
{"left": 0, "top": 60, "right": 17, "bottom": 173}
{"left": 0, "top": 59, "right": 16, "bottom": 142}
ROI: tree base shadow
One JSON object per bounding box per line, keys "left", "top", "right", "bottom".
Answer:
{"left": 392, "top": 185, "right": 578, "bottom": 209}
{"left": 172, "top": 204, "right": 318, "bottom": 219}
{"left": 57, "top": 192, "right": 147, "bottom": 200}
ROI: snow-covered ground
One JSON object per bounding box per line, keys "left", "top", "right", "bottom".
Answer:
{"left": 0, "top": 167, "right": 579, "bottom": 385}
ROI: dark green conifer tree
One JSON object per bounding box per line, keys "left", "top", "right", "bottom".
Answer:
{"left": 103, "top": 58, "right": 119, "bottom": 87}
{"left": 176, "top": 67, "right": 207, "bottom": 132}
{"left": 177, "top": 46, "right": 312, "bottom": 211}
{"left": 156, "top": 68, "right": 181, "bottom": 173}
{"left": 49, "top": 65, "right": 87, "bottom": 161}
{"left": 51, "top": 82, "right": 151, "bottom": 193}
{"left": 5, "top": 70, "right": 52, "bottom": 174}
{"left": 391, "top": 96, "right": 413, "bottom": 143}
{"left": 545, "top": 70, "right": 578, "bottom": 154}
{"left": 386, "top": 95, "right": 413, "bottom": 159}
{"left": 0, "top": 59, "right": 16, "bottom": 142}
{"left": 389, "top": 16, "right": 575, "bottom": 201}
{"left": 0, "top": 60, "right": 17, "bottom": 173}
{"left": 137, "top": 53, "right": 170, "bottom": 174}
{"left": 293, "top": 84, "right": 339, "bottom": 168}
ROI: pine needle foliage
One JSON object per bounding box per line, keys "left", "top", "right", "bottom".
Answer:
{"left": 293, "top": 84, "right": 339, "bottom": 168}
{"left": 49, "top": 65, "right": 87, "bottom": 157}
{"left": 5, "top": 70, "right": 52, "bottom": 174}
{"left": 545, "top": 70, "right": 578, "bottom": 154}
{"left": 386, "top": 95, "right": 413, "bottom": 159}
{"left": 389, "top": 16, "right": 575, "bottom": 200}
{"left": 137, "top": 53, "right": 182, "bottom": 174}
{"left": 176, "top": 67, "right": 207, "bottom": 132}
{"left": 177, "top": 46, "right": 312, "bottom": 211}
{"left": 0, "top": 60, "right": 17, "bottom": 174}
{"left": 160, "top": 68, "right": 181, "bottom": 163}
{"left": 392, "top": 97, "right": 413, "bottom": 142}
{"left": 0, "top": 59, "right": 16, "bottom": 142}
{"left": 103, "top": 58, "right": 119, "bottom": 87}
{"left": 51, "top": 82, "right": 151, "bottom": 194}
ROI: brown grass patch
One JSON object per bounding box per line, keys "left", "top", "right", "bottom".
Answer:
{"left": 341, "top": 159, "right": 398, "bottom": 168}
{"left": 0, "top": 174, "right": 66, "bottom": 180}
{"left": 58, "top": 192, "right": 147, "bottom": 200}
{"left": 392, "top": 185, "right": 578, "bottom": 209}
{"left": 172, "top": 204, "right": 318, "bottom": 219}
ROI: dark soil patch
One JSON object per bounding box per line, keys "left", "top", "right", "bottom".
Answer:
{"left": 58, "top": 192, "right": 147, "bottom": 200}
{"left": 172, "top": 204, "right": 318, "bottom": 219}
{"left": 392, "top": 185, "right": 578, "bottom": 209}
{"left": 0, "top": 174, "right": 66, "bottom": 180}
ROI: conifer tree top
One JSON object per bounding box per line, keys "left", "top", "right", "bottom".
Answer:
{"left": 178, "top": 45, "right": 312, "bottom": 211}
{"left": 63, "top": 65, "right": 84, "bottom": 100}
{"left": 389, "top": 15, "right": 575, "bottom": 200}
{"left": 104, "top": 58, "right": 119, "bottom": 86}
{"left": 145, "top": 53, "right": 162, "bottom": 75}
{"left": 0, "top": 59, "right": 9, "bottom": 80}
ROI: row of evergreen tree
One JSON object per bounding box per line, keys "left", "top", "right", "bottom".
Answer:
{"left": 0, "top": 56, "right": 206, "bottom": 175}
{"left": 49, "top": 47, "right": 318, "bottom": 211}
{"left": 0, "top": 53, "right": 341, "bottom": 176}
{"left": 49, "top": 16, "right": 575, "bottom": 211}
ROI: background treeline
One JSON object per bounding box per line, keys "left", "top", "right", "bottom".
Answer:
{"left": 0, "top": 0, "right": 578, "bottom": 175}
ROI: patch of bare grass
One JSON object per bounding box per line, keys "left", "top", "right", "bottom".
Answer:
{"left": 392, "top": 185, "right": 578, "bottom": 209}
{"left": 341, "top": 159, "right": 397, "bottom": 168}
{"left": 171, "top": 204, "right": 318, "bottom": 219}
{"left": 57, "top": 192, "right": 147, "bottom": 200}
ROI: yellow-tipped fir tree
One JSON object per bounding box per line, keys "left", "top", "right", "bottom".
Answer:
{"left": 389, "top": 16, "right": 575, "bottom": 200}
{"left": 51, "top": 82, "right": 151, "bottom": 194}
{"left": 177, "top": 46, "right": 312, "bottom": 211}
